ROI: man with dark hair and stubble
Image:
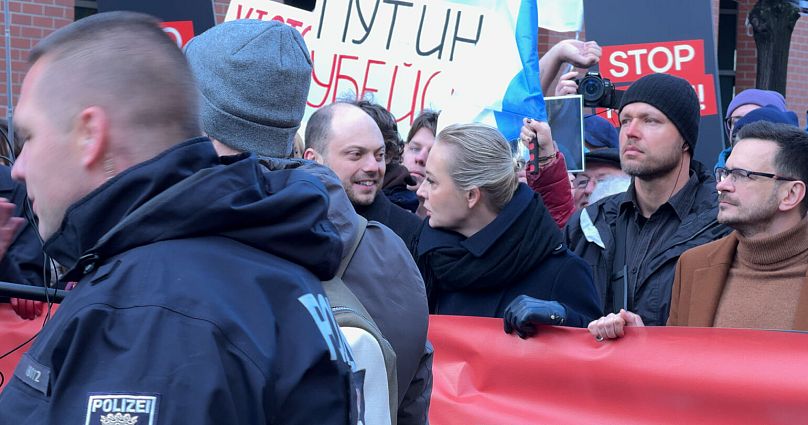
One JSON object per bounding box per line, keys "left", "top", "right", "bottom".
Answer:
{"left": 0, "top": 12, "right": 356, "bottom": 424}
{"left": 351, "top": 99, "right": 421, "bottom": 213}
{"left": 589, "top": 122, "right": 808, "bottom": 339}
{"left": 304, "top": 102, "right": 385, "bottom": 206}
{"left": 530, "top": 73, "right": 731, "bottom": 338}
{"left": 346, "top": 100, "right": 425, "bottom": 249}
{"left": 304, "top": 101, "right": 423, "bottom": 249}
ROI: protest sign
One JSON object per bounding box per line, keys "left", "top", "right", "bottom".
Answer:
{"left": 227, "top": 0, "right": 547, "bottom": 140}
{"left": 545, "top": 94, "right": 584, "bottom": 172}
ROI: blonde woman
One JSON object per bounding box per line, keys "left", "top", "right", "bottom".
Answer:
{"left": 414, "top": 123, "right": 601, "bottom": 336}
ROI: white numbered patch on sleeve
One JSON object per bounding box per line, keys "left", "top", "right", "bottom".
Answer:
{"left": 85, "top": 394, "right": 159, "bottom": 425}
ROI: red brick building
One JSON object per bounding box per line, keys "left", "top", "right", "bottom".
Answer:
{"left": 1, "top": 0, "right": 806, "bottom": 126}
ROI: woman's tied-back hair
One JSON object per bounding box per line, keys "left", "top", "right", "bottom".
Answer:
{"left": 437, "top": 123, "right": 519, "bottom": 212}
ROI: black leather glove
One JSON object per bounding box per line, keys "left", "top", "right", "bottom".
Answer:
{"left": 503, "top": 295, "right": 566, "bottom": 339}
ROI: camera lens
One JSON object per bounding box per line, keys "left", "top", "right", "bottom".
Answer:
{"left": 579, "top": 76, "right": 604, "bottom": 103}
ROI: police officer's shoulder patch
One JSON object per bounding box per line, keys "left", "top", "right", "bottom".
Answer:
{"left": 85, "top": 393, "right": 160, "bottom": 425}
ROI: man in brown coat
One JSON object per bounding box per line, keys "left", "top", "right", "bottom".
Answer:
{"left": 589, "top": 121, "right": 808, "bottom": 339}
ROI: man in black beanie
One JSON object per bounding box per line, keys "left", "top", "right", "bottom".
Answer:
{"left": 558, "top": 73, "right": 731, "bottom": 331}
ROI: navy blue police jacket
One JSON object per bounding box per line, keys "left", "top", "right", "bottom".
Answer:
{"left": 0, "top": 138, "right": 357, "bottom": 425}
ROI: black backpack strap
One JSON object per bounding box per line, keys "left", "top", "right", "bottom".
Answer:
{"left": 324, "top": 216, "right": 379, "bottom": 331}
{"left": 337, "top": 216, "right": 367, "bottom": 279}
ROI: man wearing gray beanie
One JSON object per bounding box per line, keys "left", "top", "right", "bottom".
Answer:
{"left": 565, "top": 73, "right": 730, "bottom": 333}
{"left": 185, "top": 19, "right": 432, "bottom": 425}
{"left": 184, "top": 19, "right": 310, "bottom": 158}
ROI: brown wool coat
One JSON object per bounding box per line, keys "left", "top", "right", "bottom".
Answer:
{"left": 667, "top": 231, "right": 808, "bottom": 330}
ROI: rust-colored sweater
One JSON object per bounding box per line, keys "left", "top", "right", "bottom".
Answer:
{"left": 714, "top": 220, "right": 808, "bottom": 330}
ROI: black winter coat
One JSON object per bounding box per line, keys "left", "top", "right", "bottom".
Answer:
{"left": 356, "top": 192, "right": 422, "bottom": 252}
{"left": 0, "top": 139, "right": 356, "bottom": 425}
{"left": 416, "top": 184, "right": 602, "bottom": 327}
{"left": 564, "top": 161, "right": 731, "bottom": 325}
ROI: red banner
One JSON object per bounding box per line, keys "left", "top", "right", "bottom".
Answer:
{"left": 428, "top": 315, "right": 808, "bottom": 425}
{"left": 0, "top": 303, "right": 54, "bottom": 391}
{"left": 5, "top": 309, "right": 808, "bottom": 423}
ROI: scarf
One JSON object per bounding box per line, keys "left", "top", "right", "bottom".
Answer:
{"left": 418, "top": 188, "right": 563, "bottom": 294}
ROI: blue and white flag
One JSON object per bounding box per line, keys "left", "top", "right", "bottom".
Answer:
{"left": 538, "top": 0, "right": 584, "bottom": 32}
{"left": 438, "top": 0, "right": 546, "bottom": 141}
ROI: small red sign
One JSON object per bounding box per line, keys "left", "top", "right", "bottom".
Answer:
{"left": 161, "top": 21, "right": 195, "bottom": 48}
{"left": 597, "top": 39, "right": 717, "bottom": 117}
{"left": 601, "top": 39, "right": 706, "bottom": 83}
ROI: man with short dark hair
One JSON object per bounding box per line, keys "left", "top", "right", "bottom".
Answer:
{"left": 403, "top": 110, "right": 439, "bottom": 194}
{"left": 589, "top": 122, "right": 808, "bottom": 339}
{"left": 0, "top": 12, "right": 356, "bottom": 424}
{"left": 564, "top": 73, "right": 730, "bottom": 326}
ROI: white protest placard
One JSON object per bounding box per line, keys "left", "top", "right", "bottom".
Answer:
{"left": 226, "top": 0, "right": 546, "bottom": 139}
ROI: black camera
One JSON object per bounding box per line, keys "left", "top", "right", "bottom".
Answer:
{"left": 575, "top": 72, "right": 623, "bottom": 109}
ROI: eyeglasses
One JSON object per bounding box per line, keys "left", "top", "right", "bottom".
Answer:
{"left": 724, "top": 116, "right": 743, "bottom": 134}
{"left": 715, "top": 167, "right": 798, "bottom": 184}
{"left": 573, "top": 175, "right": 605, "bottom": 189}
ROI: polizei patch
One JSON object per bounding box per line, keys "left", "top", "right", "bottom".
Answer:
{"left": 85, "top": 394, "right": 159, "bottom": 425}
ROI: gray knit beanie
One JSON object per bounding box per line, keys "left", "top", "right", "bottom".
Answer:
{"left": 618, "top": 73, "right": 701, "bottom": 151}
{"left": 184, "top": 20, "right": 311, "bottom": 158}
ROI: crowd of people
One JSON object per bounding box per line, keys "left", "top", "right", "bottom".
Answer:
{"left": 0, "top": 11, "right": 806, "bottom": 424}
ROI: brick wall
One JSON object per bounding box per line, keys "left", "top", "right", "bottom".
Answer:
{"left": 735, "top": 0, "right": 758, "bottom": 94}
{"left": 214, "top": 0, "right": 228, "bottom": 24}
{"left": 0, "top": 0, "right": 74, "bottom": 117}
{"left": 735, "top": 0, "right": 807, "bottom": 127}
{"left": 787, "top": 13, "right": 808, "bottom": 126}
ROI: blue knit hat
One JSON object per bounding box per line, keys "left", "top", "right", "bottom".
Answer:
{"left": 732, "top": 105, "right": 799, "bottom": 139}
{"left": 619, "top": 73, "right": 701, "bottom": 151}
{"left": 185, "top": 20, "right": 312, "bottom": 158}
{"left": 725, "top": 89, "right": 787, "bottom": 119}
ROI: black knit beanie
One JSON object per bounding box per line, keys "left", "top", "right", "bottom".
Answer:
{"left": 618, "top": 73, "right": 701, "bottom": 151}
